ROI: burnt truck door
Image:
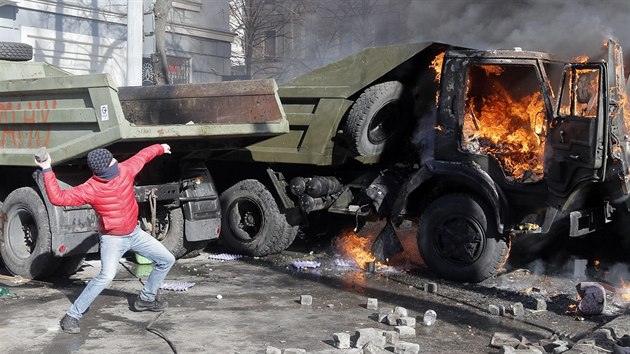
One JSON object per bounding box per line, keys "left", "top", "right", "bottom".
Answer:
{"left": 544, "top": 63, "right": 607, "bottom": 196}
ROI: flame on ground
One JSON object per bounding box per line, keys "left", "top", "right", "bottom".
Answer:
{"left": 430, "top": 52, "right": 446, "bottom": 106}
{"left": 335, "top": 229, "right": 377, "bottom": 270}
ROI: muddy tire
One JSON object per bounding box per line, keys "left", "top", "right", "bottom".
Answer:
{"left": 220, "top": 180, "right": 298, "bottom": 256}
{"left": 0, "top": 42, "right": 33, "bottom": 61}
{"left": 343, "top": 81, "right": 410, "bottom": 158}
{"left": 417, "top": 194, "right": 508, "bottom": 282}
{"left": 140, "top": 205, "right": 203, "bottom": 259}
{"left": 0, "top": 187, "right": 59, "bottom": 279}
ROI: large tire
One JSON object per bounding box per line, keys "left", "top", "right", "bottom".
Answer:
{"left": 343, "top": 81, "right": 411, "bottom": 158}
{"left": 0, "top": 42, "right": 33, "bottom": 61}
{"left": 0, "top": 187, "right": 59, "bottom": 279}
{"left": 219, "top": 180, "right": 298, "bottom": 256}
{"left": 139, "top": 205, "right": 201, "bottom": 259}
{"left": 418, "top": 194, "right": 508, "bottom": 282}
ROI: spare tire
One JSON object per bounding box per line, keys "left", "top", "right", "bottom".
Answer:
{"left": 343, "top": 81, "right": 411, "bottom": 158}
{"left": 0, "top": 42, "right": 33, "bottom": 61}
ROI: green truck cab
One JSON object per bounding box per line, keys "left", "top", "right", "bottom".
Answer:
{"left": 210, "top": 40, "right": 630, "bottom": 282}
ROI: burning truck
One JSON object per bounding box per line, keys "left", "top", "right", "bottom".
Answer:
{"left": 209, "top": 39, "right": 630, "bottom": 282}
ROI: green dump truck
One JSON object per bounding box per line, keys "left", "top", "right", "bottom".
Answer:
{"left": 210, "top": 40, "right": 630, "bottom": 282}
{"left": 0, "top": 43, "right": 288, "bottom": 279}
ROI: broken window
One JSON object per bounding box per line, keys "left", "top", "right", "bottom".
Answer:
{"left": 462, "top": 64, "right": 546, "bottom": 183}
{"left": 558, "top": 67, "right": 600, "bottom": 118}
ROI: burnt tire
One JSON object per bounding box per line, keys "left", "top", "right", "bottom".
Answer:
{"left": 219, "top": 179, "right": 298, "bottom": 256}
{"left": 140, "top": 205, "right": 200, "bottom": 259}
{"left": 343, "top": 81, "right": 410, "bottom": 158}
{"left": 0, "top": 42, "right": 33, "bottom": 61}
{"left": 418, "top": 194, "right": 508, "bottom": 282}
{"left": 0, "top": 187, "right": 59, "bottom": 279}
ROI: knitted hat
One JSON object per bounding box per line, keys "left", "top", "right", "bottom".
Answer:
{"left": 87, "top": 148, "right": 113, "bottom": 172}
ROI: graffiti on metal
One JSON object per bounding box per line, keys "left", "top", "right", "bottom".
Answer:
{"left": 0, "top": 100, "right": 57, "bottom": 148}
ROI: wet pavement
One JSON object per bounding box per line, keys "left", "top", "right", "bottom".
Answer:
{"left": 1, "top": 233, "right": 630, "bottom": 353}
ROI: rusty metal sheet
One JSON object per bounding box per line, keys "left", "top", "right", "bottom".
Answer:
{"left": 119, "top": 80, "right": 283, "bottom": 126}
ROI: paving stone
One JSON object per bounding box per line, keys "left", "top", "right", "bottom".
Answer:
{"left": 300, "top": 295, "right": 312, "bottom": 306}
{"left": 283, "top": 349, "right": 306, "bottom": 354}
{"left": 367, "top": 297, "right": 378, "bottom": 310}
{"left": 386, "top": 313, "right": 401, "bottom": 326}
{"left": 383, "top": 330, "right": 399, "bottom": 344}
{"left": 426, "top": 282, "right": 438, "bottom": 293}
{"left": 489, "top": 304, "right": 501, "bottom": 316}
{"left": 500, "top": 346, "right": 543, "bottom": 354}
{"left": 396, "top": 316, "right": 416, "bottom": 327}
{"left": 378, "top": 307, "right": 393, "bottom": 322}
{"left": 490, "top": 332, "right": 522, "bottom": 348}
{"left": 265, "top": 346, "right": 282, "bottom": 354}
{"left": 511, "top": 302, "right": 525, "bottom": 317}
{"left": 333, "top": 332, "right": 351, "bottom": 349}
{"left": 355, "top": 328, "right": 386, "bottom": 348}
{"left": 552, "top": 345, "right": 569, "bottom": 354}
{"left": 499, "top": 305, "right": 507, "bottom": 316}
{"left": 394, "top": 341, "right": 420, "bottom": 354}
{"left": 393, "top": 306, "right": 408, "bottom": 317}
{"left": 531, "top": 294, "right": 547, "bottom": 311}
{"left": 394, "top": 326, "right": 416, "bottom": 339}
{"left": 362, "top": 342, "right": 385, "bottom": 354}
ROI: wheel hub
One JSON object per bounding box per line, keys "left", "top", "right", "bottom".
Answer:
{"left": 435, "top": 216, "right": 484, "bottom": 265}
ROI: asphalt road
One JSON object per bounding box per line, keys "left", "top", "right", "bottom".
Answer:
{"left": 1, "top": 234, "right": 629, "bottom": 353}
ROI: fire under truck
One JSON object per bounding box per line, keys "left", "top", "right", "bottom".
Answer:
{"left": 208, "top": 39, "right": 630, "bottom": 282}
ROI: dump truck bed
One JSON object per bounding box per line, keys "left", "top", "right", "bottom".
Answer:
{"left": 0, "top": 60, "right": 287, "bottom": 166}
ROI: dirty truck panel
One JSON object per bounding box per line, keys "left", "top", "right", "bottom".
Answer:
{"left": 0, "top": 46, "right": 289, "bottom": 279}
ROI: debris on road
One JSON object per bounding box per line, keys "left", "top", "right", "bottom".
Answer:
{"left": 354, "top": 328, "right": 386, "bottom": 349}
{"left": 422, "top": 310, "right": 437, "bottom": 326}
{"left": 300, "top": 295, "right": 312, "bottom": 305}
{"left": 160, "top": 281, "right": 196, "bottom": 292}
{"left": 366, "top": 297, "right": 378, "bottom": 310}
{"left": 333, "top": 332, "right": 351, "bottom": 349}
{"left": 291, "top": 261, "right": 321, "bottom": 269}
{"left": 208, "top": 253, "right": 244, "bottom": 261}
{"left": 394, "top": 341, "right": 420, "bottom": 354}
{"left": 576, "top": 282, "right": 606, "bottom": 315}
{"left": 395, "top": 325, "right": 416, "bottom": 339}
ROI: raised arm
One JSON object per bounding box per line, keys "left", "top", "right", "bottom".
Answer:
{"left": 121, "top": 144, "right": 171, "bottom": 176}
{"left": 42, "top": 170, "right": 92, "bottom": 207}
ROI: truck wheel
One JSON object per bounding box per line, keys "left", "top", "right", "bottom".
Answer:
{"left": 0, "top": 42, "right": 33, "bottom": 61}
{"left": 140, "top": 205, "right": 195, "bottom": 259}
{"left": 0, "top": 187, "right": 59, "bottom": 279}
{"left": 220, "top": 180, "right": 298, "bottom": 256}
{"left": 343, "top": 81, "right": 410, "bottom": 158}
{"left": 417, "top": 194, "right": 508, "bottom": 282}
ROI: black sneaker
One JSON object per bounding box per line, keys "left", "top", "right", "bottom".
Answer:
{"left": 134, "top": 296, "right": 168, "bottom": 312}
{"left": 60, "top": 314, "right": 80, "bottom": 334}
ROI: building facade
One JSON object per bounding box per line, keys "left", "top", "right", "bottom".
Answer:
{"left": 0, "top": 0, "right": 234, "bottom": 86}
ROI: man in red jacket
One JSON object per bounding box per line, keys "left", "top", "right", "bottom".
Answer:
{"left": 35, "top": 144, "right": 176, "bottom": 334}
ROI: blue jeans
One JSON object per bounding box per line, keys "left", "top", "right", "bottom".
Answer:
{"left": 67, "top": 225, "right": 175, "bottom": 320}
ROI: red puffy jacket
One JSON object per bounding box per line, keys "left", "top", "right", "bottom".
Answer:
{"left": 43, "top": 144, "right": 165, "bottom": 236}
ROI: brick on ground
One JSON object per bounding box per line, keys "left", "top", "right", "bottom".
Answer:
{"left": 394, "top": 341, "right": 420, "bottom": 354}
{"left": 265, "top": 346, "right": 282, "bottom": 354}
{"left": 489, "top": 304, "right": 500, "bottom": 316}
{"left": 362, "top": 342, "right": 384, "bottom": 354}
{"left": 397, "top": 316, "right": 416, "bottom": 327}
{"left": 300, "top": 295, "right": 312, "bottom": 306}
{"left": 393, "top": 306, "right": 408, "bottom": 317}
{"left": 283, "top": 349, "right": 306, "bottom": 354}
{"left": 333, "top": 332, "right": 351, "bottom": 349}
{"left": 395, "top": 326, "right": 416, "bottom": 339}
{"left": 490, "top": 333, "right": 521, "bottom": 348}
{"left": 511, "top": 302, "right": 524, "bottom": 317}
{"left": 354, "top": 328, "right": 386, "bottom": 348}
{"left": 386, "top": 313, "right": 400, "bottom": 326}
{"left": 383, "top": 330, "right": 399, "bottom": 344}
{"left": 378, "top": 307, "right": 393, "bottom": 323}
{"left": 366, "top": 297, "right": 378, "bottom": 310}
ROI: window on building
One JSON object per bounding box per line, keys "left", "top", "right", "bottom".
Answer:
{"left": 264, "top": 30, "right": 276, "bottom": 58}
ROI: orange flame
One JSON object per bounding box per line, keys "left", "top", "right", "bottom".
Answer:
{"left": 335, "top": 230, "right": 376, "bottom": 269}
{"left": 430, "top": 52, "right": 446, "bottom": 106}
{"left": 572, "top": 55, "right": 589, "bottom": 63}
{"left": 462, "top": 65, "right": 546, "bottom": 181}
{"left": 620, "top": 278, "right": 630, "bottom": 301}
